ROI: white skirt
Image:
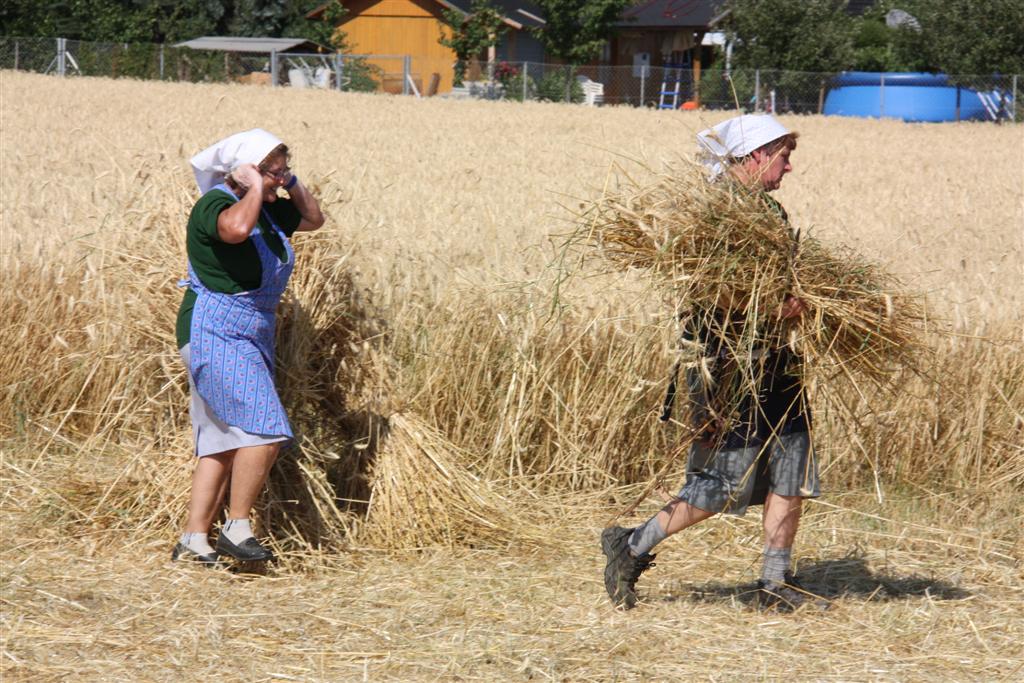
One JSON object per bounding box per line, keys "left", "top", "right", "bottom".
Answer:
{"left": 180, "top": 343, "right": 288, "bottom": 457}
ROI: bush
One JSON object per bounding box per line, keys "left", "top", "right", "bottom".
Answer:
{"left": 537, "top": 69, "right": 583, "bottom": 103}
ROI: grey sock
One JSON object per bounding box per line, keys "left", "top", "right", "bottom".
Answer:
{"left": 627, "top": 517, "right": 667, "bottom": 556}
{"left": 179, "top": 532, "right": 215, "bottom": 556}
{"left": 761, "top": 546, "right": 792, "bottom": 584}
{"left": 221, "top": 518, "right": 254, "bottom": 545}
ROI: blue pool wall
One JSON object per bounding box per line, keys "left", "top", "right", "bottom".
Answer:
{"left": 823, "top": 72, "right": 1004, "bottom": 122}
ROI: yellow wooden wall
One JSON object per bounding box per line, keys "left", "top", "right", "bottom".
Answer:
{"left": 336, "top": 0, "right": 457, "bottom": 94}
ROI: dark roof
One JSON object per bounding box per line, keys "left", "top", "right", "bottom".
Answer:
{"left": 619, "top": 0, "right": 726, "bottom": 29}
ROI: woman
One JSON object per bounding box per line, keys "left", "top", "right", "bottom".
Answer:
{"left": 172, "top": 129, "right": 324, "bottom": 566}
{"left": 601, "top": 114, "right": 821, "bottom": 610}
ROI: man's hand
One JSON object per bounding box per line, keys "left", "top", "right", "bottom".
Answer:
{"left": 779, "top": 295, "right": 807, "bottom": 320}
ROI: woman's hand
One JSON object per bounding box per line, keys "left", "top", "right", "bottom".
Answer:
{"left": 779, "top": 295, "right": 807, "bottom": 320}
{"left": 231, "top": 163, "right": 264, "bottom": 193}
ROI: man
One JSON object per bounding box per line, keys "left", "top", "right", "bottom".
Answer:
{"left": 601, "top": 114, "right": 819, "bottom": 611}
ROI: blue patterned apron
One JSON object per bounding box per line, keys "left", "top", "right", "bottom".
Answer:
{"left": 186, "top": 183, "right": 295, "bottom": 439}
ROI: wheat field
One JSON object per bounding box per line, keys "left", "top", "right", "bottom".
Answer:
{"left": 1, "top": 70, "right": 1023, "bottom": 681}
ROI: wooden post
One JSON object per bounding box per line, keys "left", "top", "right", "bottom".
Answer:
{"left": 692, "top": 44, "right": 702, "bottom": 106}
{"left": 818, "top": 78, "right": 825, "bottom": 114}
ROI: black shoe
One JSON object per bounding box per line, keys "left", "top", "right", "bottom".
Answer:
{"left": 601, "top": 526, "right": 656, "bottom": 609}
{"left": 215, "top": 534, "right": 275, "bottom": 562}
{"left": 171, "top": 542, "right": 227, "bottom": 569}
{"left": 757, "top": 572, "right": 826, "bottom": 612}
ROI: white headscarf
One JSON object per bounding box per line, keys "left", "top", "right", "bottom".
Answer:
{"left": 189, "top": 128, "right": 284, "bottom": 194}
{"left": 696, "top": 114, "right": 791, "bottom": 179}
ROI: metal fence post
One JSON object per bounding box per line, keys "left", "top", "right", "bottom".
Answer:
{"left": 879, "top": 72, "right": 885, "bottom": 118}
{"left": 403, "top": 55, "right": 411, "bottom": 95}
{"left": 955, "top": 85, "right": 961, "bottom": 122}
{"left": 640, "top": 64, "right": 646, "bottom": 107}
{"left": 270, "top": 50, "right": 278, "bottom": 87}
{"left": 13, "top": 40, "right": 18, "bottom": 70}
{"left": 1013, "top": 74, "right": 1019, "bottom": 122}
{"left": 57, "top": 37, "right": 66, "bottom": 76}
{"left": 754, "top": 69, "right": 760, "bottom": 112}
{"left": 334, "top": 53, "right": 342, "bottom": 91}
{"left": 523, "top": 61, "right": 529, "bottom": 101}
{"left": 159, "top": 44, "right": 165, "bottom": 80}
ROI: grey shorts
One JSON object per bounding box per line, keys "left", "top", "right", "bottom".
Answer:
{"left": 677, "top": 431, "right": 820, "bottom": 516}
{"left": 180, "top": 343, "right": 288, "bottom": 457}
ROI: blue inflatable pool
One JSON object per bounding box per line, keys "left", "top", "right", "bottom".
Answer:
{"left": 823, "top": 72, "right": 1011, "bottom": 122}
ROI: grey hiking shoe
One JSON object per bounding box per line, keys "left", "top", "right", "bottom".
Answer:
{"left": 601, "top": 526, "right": 656, "bottom": 609}
{"left": 757, "top": 572, "right": 827, "bottom": 612}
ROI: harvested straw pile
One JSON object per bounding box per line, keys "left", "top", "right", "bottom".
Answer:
{"left": 576, "top": 163, "right": 926, "bottom": 393}
{"left": 362, "top": 412, "right": 538, "bottom": 548}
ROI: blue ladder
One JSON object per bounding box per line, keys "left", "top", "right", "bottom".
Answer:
{"left": 658, "top": 62, "right": 688, "bottom": 110}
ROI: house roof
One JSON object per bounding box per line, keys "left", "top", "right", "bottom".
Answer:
{"left": 306, "top": 0, "right": 545, "bottom": 30}
{"left": 619, "top": 0, "right": 727, "bottom": 29}
{"left": 173, "top": 36, "right": 326, "bottom": 53}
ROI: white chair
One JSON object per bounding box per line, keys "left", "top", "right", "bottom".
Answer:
{"left": 576, "top": 75, "right": 604, "bottom": 106}
{"left": 313, "top": 66, "right": 331, "bottom": 89}
{"left": 288, "top": 67, "right": 309, "bottom": 88}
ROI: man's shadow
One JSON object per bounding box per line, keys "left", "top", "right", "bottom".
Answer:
{"left": 662, "top": 554, "right": 970, "bottom": 608}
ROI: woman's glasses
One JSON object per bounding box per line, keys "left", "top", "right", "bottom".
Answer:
{"left": 261, "top": 166, "right": 291, "bottom": 182}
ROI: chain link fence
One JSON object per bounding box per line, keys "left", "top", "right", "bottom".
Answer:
{"left": 3, "top": 36, "right": 1019, "bottom": 122}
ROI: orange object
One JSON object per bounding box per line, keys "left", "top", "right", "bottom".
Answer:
{"left": 681, "top": 101, "right": 699, "bottom": 110}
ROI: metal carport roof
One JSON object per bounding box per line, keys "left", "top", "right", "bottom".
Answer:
{"left": 173, "top": 37, "right": 327, "bottom": 53}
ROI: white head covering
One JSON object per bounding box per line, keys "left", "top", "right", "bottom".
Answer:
{"left": 189, "top": 128, "right": 284, "bottom": 193}
{"left": 696, "top": 114, "right": 790, "bottom": 179}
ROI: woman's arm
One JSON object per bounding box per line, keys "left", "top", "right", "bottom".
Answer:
{"left": 286, "top": 177, "right": 325, "bottom": 232}
{"left": 216, "top": 164, "right": 264, "bottom": 244}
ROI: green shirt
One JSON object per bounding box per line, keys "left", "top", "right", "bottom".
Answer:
{"left": 175, "top": 189, "right": 302, "bottom": 349}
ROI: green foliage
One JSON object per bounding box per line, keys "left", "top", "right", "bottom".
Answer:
{"left": 890, "top": 0, "right": 1024, "bottom": 74}
{"left": 438, "top": 0, "right": 506, "bottom": 87}
{"left": 1, "top": 0, "right": 341, "bottom": 47}
{"left": 727, "top": 0, "right": 855, "bottom": 72}
{"left": 536, "top": 68, "right": 583, "bottom": 103}
{"left": 699, "top": 63, "right": 757, "bottom": 110}
{"left": 341, "top": 58, "right": 381, "bottom": 93}
{"left": 726, "top": 0, "right": 1024, "bottom": 75}
{"left": 283, "top": 0, "right": 352, "bottom": 51}
{"left": 229, "top": 0, "right": 291, "bottom": 38}
{"left": 530, "top": 0, "right": 630, "bottom": 65}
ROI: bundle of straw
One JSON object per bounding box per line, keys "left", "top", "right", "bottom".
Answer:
{"left": 362, "top": 412, "right": 537, "bottom": 549}
{"left": 576, "top": 163, "right": 925, "bottom": 391}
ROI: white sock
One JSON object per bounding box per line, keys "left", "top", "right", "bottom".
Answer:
{"left": 179, "top": 532, "right": 215, "bottom": 556}
{"left": 221, "top": 518, "right": 254, "bottom": 545}
{"left": 627, "top": 517, "right": 668, "bottom": 557}
{"left": 761, "top": 546, "right": 792, "bottom": 584}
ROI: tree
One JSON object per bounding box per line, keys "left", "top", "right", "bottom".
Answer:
{"left": 530, "top": 0, "right": 630, "bottom": 65}
{"left": 890, "top": 0, "right": 1024, "bottom": 75}
{"left": 726, "top": 0, "right": 855, "bottom": 73}
{"left": 438, "top": 0, "right": 506, "bottom": 87}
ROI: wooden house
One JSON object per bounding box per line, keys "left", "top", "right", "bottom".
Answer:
{"left": 607, "top": 0, "right": 728, "bottom": 104}
{"left": 307, "top": 0, "right": 545, "bottom": 94}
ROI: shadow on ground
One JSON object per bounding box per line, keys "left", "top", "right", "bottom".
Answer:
{"left": 659, "top": 554, "right": 971, "bottom": 608}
